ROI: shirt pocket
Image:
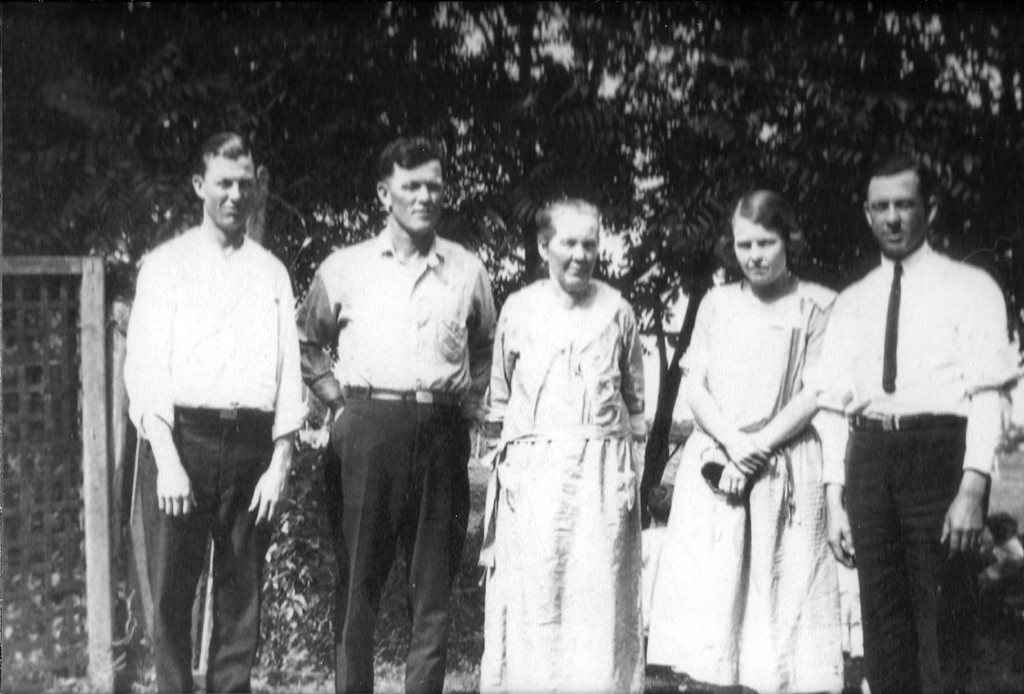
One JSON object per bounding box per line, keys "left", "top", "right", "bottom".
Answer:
{"left": 437, "top": 317, "right": 468, "bottom": 364}
{"left": 431, "top": 286, "right": 469, "bottom": 365}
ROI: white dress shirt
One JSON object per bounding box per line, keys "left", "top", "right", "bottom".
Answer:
{"left": 809, "top": 242, "right": 1017, "bottom": 483}
{"left": 125, "top": 228, "right": 306, "bottom": 441}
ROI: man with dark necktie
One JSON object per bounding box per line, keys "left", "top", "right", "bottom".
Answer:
{"left": 810, "top": 153, "right": 1018, "bottom": 693}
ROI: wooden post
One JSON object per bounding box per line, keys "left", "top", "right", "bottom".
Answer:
{"left": 197, "top": 546, "right": 216, "bottom": 683}
{"left": 109, "top": 298, "right": 131, "bottom": 561}
{"left": 80, "top": 257, "right": 115, "bottom": 691}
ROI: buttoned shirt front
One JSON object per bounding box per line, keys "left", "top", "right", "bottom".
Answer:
{"left": 124, "top": 227, "right": 307, "bottom": 441}
{"left": 809, "top": 242, "right": 1018, "bottom": 483}
{"left": 296, "top": 231, "right": 496, "bottom": 420}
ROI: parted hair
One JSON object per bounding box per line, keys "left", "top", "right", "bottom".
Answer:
{"left": 537, "top": 198, "right": 601, "bottom": 246}
{"left": 868, "top": 152, "right": 936, "bottom": 202}
{"left": 195, "top": 132, "right": 252, "bottom": 176}
{"left": 377, "top": 136, "right": 447, "bottom": 181}
{"left": 717, "top": 190, "right": 805, "bottom": 274}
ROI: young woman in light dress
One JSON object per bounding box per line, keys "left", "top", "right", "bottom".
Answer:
{"left": 647, "top": 191, "right": 844, "bottom": 693}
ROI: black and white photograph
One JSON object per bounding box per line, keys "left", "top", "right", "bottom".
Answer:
{"left": 3, "top": 3, "right": 1024, "bottom": 693}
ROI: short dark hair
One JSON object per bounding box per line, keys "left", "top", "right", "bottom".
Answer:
{"left": 868, "top": 152, "right": 936, "bottom": 202}
{"left": 717, "top": 190, "right": 805, "bottom": 274}
{"left": 376, "top": 136, "right": 446, "bottom": 181}
{"left": 195, "top": 132, "right": 252, "bottom": 176}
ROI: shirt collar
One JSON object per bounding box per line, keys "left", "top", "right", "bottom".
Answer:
{"left": 372, "top": 229, "right": 444, "bottom": 269}
{"left": 879, "top": 240, "right": 932, "bottom": 276}
{"left": 189, "top": 224, "right": 250, "bottom": 256}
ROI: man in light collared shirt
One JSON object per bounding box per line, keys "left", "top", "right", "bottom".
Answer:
{"left": 296, "top": 136, "right": 496, "bottom": 694}
{"left": 812, "top": 153, "right": 1017, "bottom": 693}
{"left": 125, "top": 133, "right": 305, "bottom": 693}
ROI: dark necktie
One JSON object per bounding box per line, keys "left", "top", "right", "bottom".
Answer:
{"left": 882, "top": 260, "right": 902, "bottom": 394}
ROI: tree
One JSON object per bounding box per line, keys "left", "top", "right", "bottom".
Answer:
{"left": 4, "top": 0, "right": 1022, "bottom": 523}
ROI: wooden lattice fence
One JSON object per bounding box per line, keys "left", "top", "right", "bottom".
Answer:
{"left": 2, "top": 256, "right": 114, "bottom": 692}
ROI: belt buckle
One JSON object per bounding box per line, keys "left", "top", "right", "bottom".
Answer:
{"left": 881, "top": 414, "right": 898, "bottom": 432}
{"left": 219, "top": 408, "right": 238, "bottom": 421}
{"left": 415, "top": 391, "right": 434, "bottom": 405}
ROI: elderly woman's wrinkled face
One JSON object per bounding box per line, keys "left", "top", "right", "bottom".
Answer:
{"left": 540, "top": 211, "right": 600, "bottom": 298}
{"left": 733, "top": 215, "right": 787, "bottom": 291}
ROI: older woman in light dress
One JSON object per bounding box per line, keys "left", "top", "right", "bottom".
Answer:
{"left": 479, "top": 199, "right": 647, "bottom": 693}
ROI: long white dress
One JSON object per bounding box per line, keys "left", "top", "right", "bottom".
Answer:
{"left": 479, "top": 280, "right": 646, "bottom": 694}
{"left": 646, "top": 280, "right": 844, "bottom": 694}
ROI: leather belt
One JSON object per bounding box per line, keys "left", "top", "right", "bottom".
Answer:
{"left": 850, "top": 413, "right": 965, "bottom": 432}
{"left": 175, "top": 406, "right": 274, "bottom": 424}
{"left": 343, "top": 387, "right": 462, "bottom": 408}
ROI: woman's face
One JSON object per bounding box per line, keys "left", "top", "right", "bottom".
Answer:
{"left": 733, "top": 215, "right": 788, "bottom": 290}
{"left": 540, "top": 211, "right": 600, "bottom": 297}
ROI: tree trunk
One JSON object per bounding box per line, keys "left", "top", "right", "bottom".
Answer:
{"left": 515, "top": 2, "right": 543, "bottom": 280}
{"left": 639, "top": 283, "right": 707, "bottom": 527}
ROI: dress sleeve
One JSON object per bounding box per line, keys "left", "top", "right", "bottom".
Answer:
{"left": 124, "top": 252, "right": 176, "bottom": 438}
{"left": 799, "top": 292, "right": 836, "bottom": 391}
{"left": 806, "top": 292, "right": 856, "bottom": 486}
{"left": 618, "top": 303, "right": 646, "bottom": 434}
{"left": 682, "top": 289, "right": 716, "bottom": 386}
{"left": 485, "top": 299, "right": 517, "bottom": 426}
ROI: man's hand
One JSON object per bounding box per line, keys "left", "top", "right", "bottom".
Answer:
{"left": 157, "top": 460, "right": 196, "bottom": 516}
{"left": 826, "top": 483, "right": 856, "bottom": 568}
{"left": 146, "top": 414, "right": 196, "bottom": 516}
{"left": 941, "top": 470, "right": 988, "bottom": 556}
{"left": 723, "top": 432, "right": 770, "bottom": 476}
{"left": 249, "top": 437, "right": 294, "bottom": 524}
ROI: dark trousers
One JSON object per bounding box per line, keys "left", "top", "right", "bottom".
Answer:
{"left": 846, "top": 423, "right": 978, "bottom": 694}
{"left": 147, "top": 409, "right": 274, "bottom": 693}
{"left": 323, "top": 399, "right": 470, "bottom": 694}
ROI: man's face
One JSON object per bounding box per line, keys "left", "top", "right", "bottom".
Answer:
{"left": 377, "top": 160, "right": 444, "bottom": 238}
{"left": 193, "top": 154, "right": 256, "bottom": 236}
{"left": 864, "top": 169, "right": 933, "bottom": 260}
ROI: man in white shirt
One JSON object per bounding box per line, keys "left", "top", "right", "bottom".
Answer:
{"left": 813, "top": 153, "right": 1017, "bottom": 694}
{"left": 296, "top": 136, "right": 496, "bottom": 693}
{"left": 124, "top": 133, "right": 306, "bottom": 693}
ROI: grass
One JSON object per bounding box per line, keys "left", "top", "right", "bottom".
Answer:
{"left": 22, "top": 451, "right": 1024, "bottom": 694}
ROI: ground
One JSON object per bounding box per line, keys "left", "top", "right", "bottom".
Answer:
{"left": 39, "top": 453, "right": 1024, "bottom": 694}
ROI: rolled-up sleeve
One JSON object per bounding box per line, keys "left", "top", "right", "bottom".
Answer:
{"left": 272, "top": 268, "right": 307, "bottom": 440}
{"left": 962, "top": 277, "right": 1018, "bottom": 474}
{"left": 296, "top": 271, "right": 345, "bottom": 411}
{"left": 124, "top": 254, "right": 176, "bottom": 438}
{"left": 463, "top": 261, "right": 497, "bottom": 421}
